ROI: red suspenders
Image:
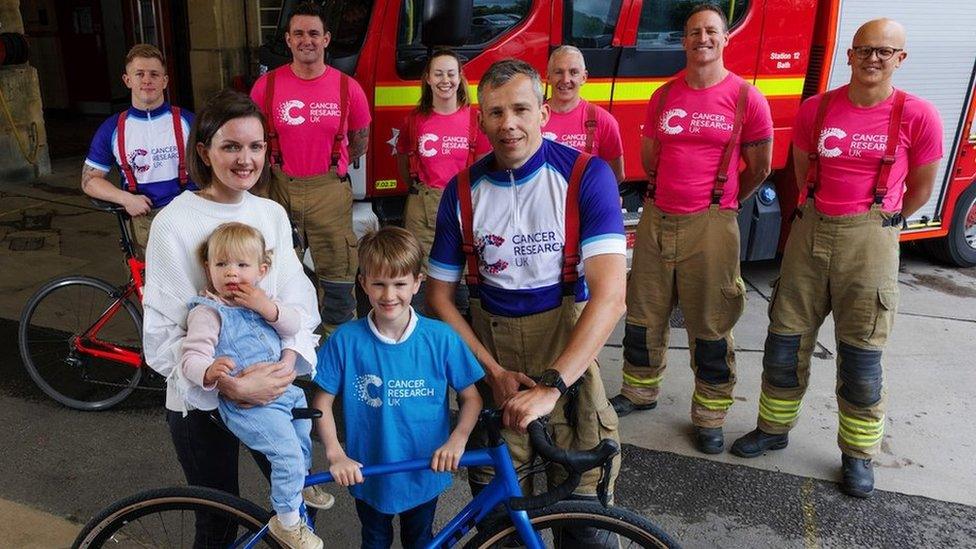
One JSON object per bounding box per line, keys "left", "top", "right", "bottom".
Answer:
{"left": 583, "top": 101, "right": 598, "bottom": 155}
{"left": 263, "top": 67, "right": 350, "bottom": 170}
{"left": 457, "top": 153, "right": 591, "bottom": 293}
{"left": 805, "top": 88, "right": 906, "bottom": 205}
{"left": 645, "top": 81, "right": 674, "bottom": 202}
{"left": 467, "top": 106, "right": 479, "bottom": 167}
{"left": 116, "top": 106, "right": 188, "bottom": 193}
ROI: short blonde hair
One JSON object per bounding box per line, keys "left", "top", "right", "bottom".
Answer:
{"left": 198, "top": 222, "right": 272, "bottom": 268}
{"left": 358, "top": 226, "right": 423, "bottom": 278}
{"left": 125, "top": 44, "right": 165, "bottom": 70}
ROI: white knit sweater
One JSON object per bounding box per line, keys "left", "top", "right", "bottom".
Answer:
{"left": 142, "top": 191, "right": 320, "bottom": 412}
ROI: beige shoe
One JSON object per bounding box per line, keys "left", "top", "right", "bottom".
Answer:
{"left": 267, "top": 515, "right": 323, "bottom": 549}
{"left": 302, "top": 485, "right": 335, "bottom": 510}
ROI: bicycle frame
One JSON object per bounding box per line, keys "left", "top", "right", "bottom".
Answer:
{"left": 240, "top": 443, "right": 545, "bottom": 549}
{"left": 70, "top": 279, "right": 143, "bottom": 368}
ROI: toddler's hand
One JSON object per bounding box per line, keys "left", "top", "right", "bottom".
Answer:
{"left": 203, "top": 356, "right": 235, "bottom": 386}
{"left": 431, "top": 437, "right": 465, "bottom": 472}
{"left": 330, "top": 455, "right": 364, "bottom": 486}
{"left": 230, "top": 283, "right": 277, "bottom": 321}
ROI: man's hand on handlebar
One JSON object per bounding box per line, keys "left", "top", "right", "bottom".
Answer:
{"left": 502, "top": 384, "right": 561, "bottom": 433}
{"left": 486, "top": 368, "right": 536, "bottom": 407}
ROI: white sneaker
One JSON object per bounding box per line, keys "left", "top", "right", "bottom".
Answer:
{"left": 267, "top": 515, "right": 323, "bottom": 549}
{"left": 302, "top": 485, "right": 336, "bottom": 510}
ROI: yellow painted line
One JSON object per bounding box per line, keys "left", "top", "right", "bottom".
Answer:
{"left": 801, "top": 478, "right": 821, "bottom": 549}
{"left": 610, "top": 81, "right": 668, "bottom": 102}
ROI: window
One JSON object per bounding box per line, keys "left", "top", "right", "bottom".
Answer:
{"left": 397, "top": 0, "right": 531, "bottom": 78}
{"left": 258, "top": 0, "right": 282, "bottom": 46}
{"left": 562, "top": 0, "right": 624, "bottom": 50}
{"left": 637, "top": 0, "right": 748, "bottom": 50}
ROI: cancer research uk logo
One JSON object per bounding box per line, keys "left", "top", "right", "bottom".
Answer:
{"left": 476, "top": 233, "right": 508, "bottom": 275}
{"left": 659, "top": 108, "right": 687, "bottom": 135}
{"left": 127, "top": 149, "right": 151, "bottom": 173}
{"left": 354, "top": 374, "right": 435, "bottom": 407}
{"left": 817, "top": 127, "right": 889, "bottom": 159}
{"left": 276, "top": 98, "right": 341, "bottom": 126}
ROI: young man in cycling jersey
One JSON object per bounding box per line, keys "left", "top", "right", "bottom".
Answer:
{"left": 83, "top": 43, "right": 195, "bottom": 256}
{"left": 427, "top": 58, "right": 626, "bottom": 546}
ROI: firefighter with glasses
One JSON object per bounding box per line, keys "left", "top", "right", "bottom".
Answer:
{"left": 730, "top": 19, "right": 943, "bottom": 499}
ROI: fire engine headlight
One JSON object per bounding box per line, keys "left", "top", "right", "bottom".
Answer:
{"left": 758, "top": 185, "right": 777, "bottom": 206}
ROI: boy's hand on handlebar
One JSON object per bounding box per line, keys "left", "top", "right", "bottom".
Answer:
{"left": 503, "top": 385, "right": 561, "bottom": 433}
{"left": 329, "top": 454, "right": 364, "bottom": 486}
{"left": 431, "top": 436, "right": 466, "bottom": 472}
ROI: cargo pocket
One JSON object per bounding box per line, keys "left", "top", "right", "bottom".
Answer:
{"left": 869, "top": 287, "right": 898, "bottom": 343}
{"left": 715, "top": 279, "right": 746, "bottom": 333}
{"left": 343, "top": 233, "right": 359, "bottom": 279}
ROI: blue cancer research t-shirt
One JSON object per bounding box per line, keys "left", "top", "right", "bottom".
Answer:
{"left": 313, "top": 311, "right": 484, "bottom": 514}
{"left": 85, "top": 102, "right": 196, "bottom": 208}
{"left": 428, "top": 139, "right": 626, "bottom": 317}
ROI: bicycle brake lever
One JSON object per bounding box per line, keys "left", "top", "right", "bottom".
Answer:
{"left": 597, "top": 459, "right": 612, "bottom": 508}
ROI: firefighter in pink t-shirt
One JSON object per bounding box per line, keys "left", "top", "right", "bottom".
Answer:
{"left": 395, "top": 48, "right": 491, "bottom": 314}
{"left": 731, "top": 19, "right": 943, "bottom": 499}
{"left": 543, "top": 46, "right": 625, "bottom": 181}
{"left": 250, "top": 1, "right": 371, "bottom": 338}
{"left": 613, "top": 5, "right": 773, "bottom": 456}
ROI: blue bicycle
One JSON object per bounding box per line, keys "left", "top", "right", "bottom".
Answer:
{"left": 73, "top": 410, "right": 678, "bottom": 548}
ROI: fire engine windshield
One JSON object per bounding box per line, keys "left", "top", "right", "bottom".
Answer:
{"left": 637, "top": 0, "right": 747, "bottom": 49}
{"left": 325, "top": 0, "right": 374, "bottom": 60}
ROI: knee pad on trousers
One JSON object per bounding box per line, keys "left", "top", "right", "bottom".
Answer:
{"left": 320, "top": 280, "right": 356, "bottom": 325}
{"left": 763, "top": 332, "right": 801, "bottom": 388}
{"left": 623, "top": 323, "right": 650, "bottom": 367}
{"left": 694, "top": 338, "right": 731, "bottom": 384}
{"left": 838, "top": 341, "right": 883, "bottom": 407}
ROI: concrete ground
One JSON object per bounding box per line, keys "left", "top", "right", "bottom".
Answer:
{"left": 2, "top": 157, "right": 975, "bottom": 547}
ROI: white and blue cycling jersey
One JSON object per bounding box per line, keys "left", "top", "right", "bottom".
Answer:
{"left": 429, "top": 139, "right": 626, "bottom": 317}
{"left": 85, "top": 102, "right": 196, "bottom": 208}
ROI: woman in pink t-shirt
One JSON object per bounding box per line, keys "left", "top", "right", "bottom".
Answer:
{"left": 396, "top": 48, "right": 489, "bottom": 313}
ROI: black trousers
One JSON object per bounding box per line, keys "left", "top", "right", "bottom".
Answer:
{"left": 167, "top": 409, "right": 273, "bottom": 548}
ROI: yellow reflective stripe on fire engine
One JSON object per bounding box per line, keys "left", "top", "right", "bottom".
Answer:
{"left": 838, "top": 413, "right": 885, "bottom": 448}
{"left": 622, "top": 372, "right": 662, "bottom": 388}
{"left": 692, "top": 392, "right": 734, "bottom": 411}
{"left": 758, "top": 393, "right": 801, "bottom": 425}
{"left": 753, "top": 77, "right": 805, "bottom": 98}
{"left": 374, "top": 77, "right": 805, "bottom": 108}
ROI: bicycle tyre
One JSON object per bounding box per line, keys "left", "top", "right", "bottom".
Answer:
{"left": 19, "top": 276, "right": 143, "bottom": 410}
{"left": 465, "top": 500, "right": 679, "bottom": 549}
{"left": 73, "top": 485, "right": 283, "bottom": 548}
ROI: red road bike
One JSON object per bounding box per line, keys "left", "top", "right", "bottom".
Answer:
{"left": 18, "top": 199, "right": 162, "bottom": 410}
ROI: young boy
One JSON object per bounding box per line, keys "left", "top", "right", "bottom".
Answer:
{"left": 313, "top": 226, "right": 484, "bottom": 548}
{"left": 83, "top": 43, "right": 196, "bottom": 257}
{"left": 181, "top": 222, "right": 332, "bottom": 549}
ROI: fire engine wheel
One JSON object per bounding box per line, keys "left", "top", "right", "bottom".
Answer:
{"left": 923, "top": 181, "right": 976, "bottom": 267}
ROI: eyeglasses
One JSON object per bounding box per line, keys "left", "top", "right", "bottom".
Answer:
{"left": 851, "top": 46, "right": 903, "bottom": 60}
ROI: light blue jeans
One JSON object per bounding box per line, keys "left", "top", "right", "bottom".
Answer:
{"left": 219, "top": 385, "right": 312, "bottom": 515}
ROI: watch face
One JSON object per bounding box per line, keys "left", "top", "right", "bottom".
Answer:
{"left": 541, "top": 370, "right": 560, "bottom": 387}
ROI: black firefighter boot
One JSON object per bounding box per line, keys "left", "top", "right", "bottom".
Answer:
{"left": 841, "top": 454, "right": 875, "bottom": 498}
{"left": 610, "top": 394, "right": 657, "bottom": 417}
{"left": 729, "top": 428, "right": 789, "bottom": 458}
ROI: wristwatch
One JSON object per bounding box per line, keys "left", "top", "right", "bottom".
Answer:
{"left": 539, "top": 369, "right": 568, "bottom": 395}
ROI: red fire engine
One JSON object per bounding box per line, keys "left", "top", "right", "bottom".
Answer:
{"left": 259, "top": 0, "right": 976, "bottom": 267}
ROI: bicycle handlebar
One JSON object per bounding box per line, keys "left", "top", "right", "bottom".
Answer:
{"left": 479, "top": 410, "right": 619, "bottom": 510}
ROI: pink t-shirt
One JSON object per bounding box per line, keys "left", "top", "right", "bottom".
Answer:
{"left": 642, "top": 73, "right": 772, "bottom": 214}
{"left": 794, "top": 85, "right": 943, "bottom": 215}
{"left": 251, "top": 65, "right": 371, "bottom": 178}
{"left": 543, "top": 99, "right": 623, "bottom": 162}
{"left": 395, "top": 106, "right": 492, "bottom": 189}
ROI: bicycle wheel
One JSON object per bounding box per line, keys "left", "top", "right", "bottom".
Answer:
{"left": 465, "top": 500, "right": 679, "bottom": 549}
{"left": 19, "top": 276, "right": 143, "bottom": 410}
{"left": 73, "top": 486, "right": 283, "bottom": 548}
